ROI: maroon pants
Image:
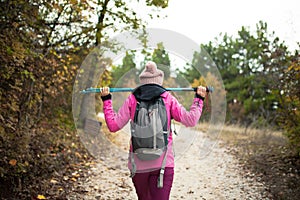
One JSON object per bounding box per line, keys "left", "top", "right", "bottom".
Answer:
{"left": 132, "top": 167, "right": 174, "bottom": 200}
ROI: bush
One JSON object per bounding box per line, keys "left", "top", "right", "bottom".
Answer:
{"left": 277, "top": 56, "right": 300, "bottom": 156}
{"left": 0, "top": 114, "right": 91, "bottom": 199}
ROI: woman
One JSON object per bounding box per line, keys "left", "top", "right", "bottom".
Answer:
{"left": 100, "top": 61, "right": 206, "bottom": 200}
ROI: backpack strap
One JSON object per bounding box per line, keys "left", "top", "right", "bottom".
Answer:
{"left": 133, "top": 101, "right": 140, "bottom": 122}
{"left": 153, "top": 110, "right": 157, "bottom": 150}
{"left": 130, "top": 151, "right": 136, "bottom": 178}
{"left": 157, "top": 148, "right": 168, "bottom": 188}
{"left": 129, "top": 136, "right": 137, "bottom": 178}
{"left": 158, "top": 97, "right": 168, "bottom": 146}
{"left": 157, "top": 97, "right": 169, "bottom": 188}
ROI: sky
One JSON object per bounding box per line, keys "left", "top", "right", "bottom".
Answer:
{"left": 146, "top": 0, "right": 300, "bottom": 51}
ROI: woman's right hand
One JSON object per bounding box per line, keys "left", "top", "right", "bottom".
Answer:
{"left": 196, "top": 86, "right": 207, "bottom": 98}
{"left": 100, "top": 87, "right": 110, "bottom": 96}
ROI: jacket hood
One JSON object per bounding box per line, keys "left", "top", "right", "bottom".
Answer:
{"left": 132, "top": 84, "right": 166, "bottom": 101}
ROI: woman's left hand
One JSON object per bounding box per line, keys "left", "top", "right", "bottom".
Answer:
{"left": 100, "top": 87, "right": 110, "bottom": 96}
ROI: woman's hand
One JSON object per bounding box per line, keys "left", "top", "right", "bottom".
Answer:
{"left": 100, "top": 87, "right": 110, "bottom": 96}
{"left": 197, "top": 86, "right": 207, "bottom": 98}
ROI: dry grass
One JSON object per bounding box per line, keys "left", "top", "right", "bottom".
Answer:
{"left": 197, "top": 122, "right": 286, "bottom": 148}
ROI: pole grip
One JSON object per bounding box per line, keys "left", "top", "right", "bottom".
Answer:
{"left": 192, "top": 86, "right": 214, "bottom": 93}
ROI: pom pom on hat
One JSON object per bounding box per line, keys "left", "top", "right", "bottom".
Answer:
{"left": 139, "top": 61, "right": 164, "bottom": 85}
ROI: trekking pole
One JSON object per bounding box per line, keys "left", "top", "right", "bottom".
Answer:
{"left": 80, "top": 86, "right": 214, "bottom": 94}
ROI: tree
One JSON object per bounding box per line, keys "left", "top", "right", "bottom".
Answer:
{"left": 111, "top": 51, "right": 137, "bottom": 85}
{"left": 66, "top": 0, "right": 170, "bottom": 122}
{"left": 0, "top": 0, "right": 78, "bottom": 129}
{"left": 0, "top": 1, "right": 82, "bottom": 197}
{"left": 109, "top": 51, "right": 138, "bottom": 110}
{"left": 152, "top": 42, "right": 171, "bottom": 79}
{"left": 192, "top": 21, "right": 293, "bottom": 126}
{"left": 37, "top": 0, "right": 168, "bottom": 50}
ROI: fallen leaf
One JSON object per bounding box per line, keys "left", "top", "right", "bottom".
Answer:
{"left": 24, "top": 161, "right": 29, "bottom": 166}
{"left": 9, "top": 159, "right": 17, "bottom": 166}
{"left": 75, "top": 152, "right": 82, "bottom": 158}
{"left": 72, "top": 172, "right": 80, "bottom": 177}
{"left": 37, "top": 194, "right": 46, "bottom": 199}
{"left": 50, "top": 179, "right": 58, "bottom": 184}
{"left": 71, "top": 177, "right": 77, "bottom": 182}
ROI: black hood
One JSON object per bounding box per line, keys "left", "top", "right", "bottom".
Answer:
{"left": 132, "top": 84, "right": 166, "bottom": 101}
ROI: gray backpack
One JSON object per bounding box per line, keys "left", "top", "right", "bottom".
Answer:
{"left": 130, "top": 96, "right": 169, "bottom": 188}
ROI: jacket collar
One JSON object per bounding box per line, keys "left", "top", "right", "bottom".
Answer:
{"left": 132, "top": 84, "right": 166, "bottom": 101}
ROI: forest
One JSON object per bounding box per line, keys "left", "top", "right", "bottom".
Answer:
{"left": 0, "top": 0, "right": 299, "bottom": 199}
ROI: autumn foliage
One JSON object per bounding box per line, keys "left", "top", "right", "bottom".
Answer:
{"left": 0, "top": 1, "right": 89, "bottom": 199}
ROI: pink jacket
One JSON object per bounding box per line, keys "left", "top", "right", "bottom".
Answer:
{"left": 102, "top": 90, "right": 203, "bottom": 172}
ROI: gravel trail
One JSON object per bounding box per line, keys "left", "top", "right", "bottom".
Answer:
{"left": 68, "top": 126, "right": 271, "bottom": 200}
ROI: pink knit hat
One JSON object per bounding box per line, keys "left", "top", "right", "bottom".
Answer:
{"left": 139, "top": 61, "right": 164, "bottom": 85}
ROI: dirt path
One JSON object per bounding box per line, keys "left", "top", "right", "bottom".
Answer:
{"left": 171, "top": 134, "right": 269, "bottom": 200}
{"left": 68, "top": 126, "right": 271, "bottom": 200}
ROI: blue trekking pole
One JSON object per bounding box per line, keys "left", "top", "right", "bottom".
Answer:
{"left": 80, "top": 86, "right": 214, "bottom": 94}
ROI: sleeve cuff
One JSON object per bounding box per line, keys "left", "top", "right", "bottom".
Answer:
{"left": 101, "top": 94, "right": 112, "bottom": 101}
{"left": 195, "top": 93, "right": 205, "bottom": 101}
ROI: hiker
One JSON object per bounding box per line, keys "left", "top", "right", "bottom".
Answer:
{"left": 99, "top": 61, "right": 206, "bottom": 200}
